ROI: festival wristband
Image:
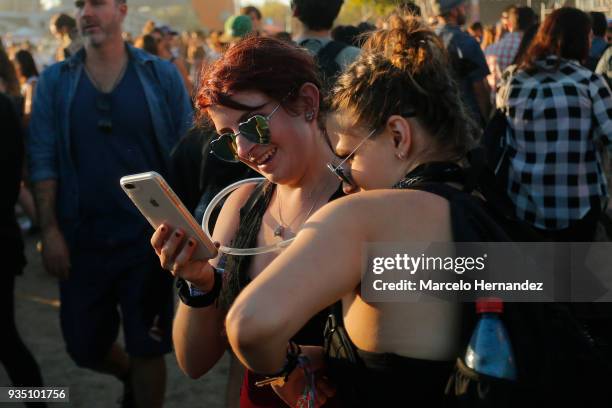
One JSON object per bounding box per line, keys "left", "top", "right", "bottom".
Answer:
{"left": 176, "top": 266, "right": 222, "bottom": 308}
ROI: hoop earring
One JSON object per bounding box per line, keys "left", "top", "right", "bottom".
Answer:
{"left": 305, "top": 111, "right": 315, "bottom": 121}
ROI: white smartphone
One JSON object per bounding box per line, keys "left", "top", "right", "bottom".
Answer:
{"left": 120, "top": 171, "right": 218, "bottom": 260}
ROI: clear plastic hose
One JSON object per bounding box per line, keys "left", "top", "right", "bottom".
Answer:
{"left": 202, "top": 178, "right": 295, "bottom": 255}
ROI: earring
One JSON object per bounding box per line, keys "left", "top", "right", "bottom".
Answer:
{"left": 396, "top": 152, "right": 405, "bottom": 160}
{"left": 305, "top": 111, "right": 315, "bottom": 121}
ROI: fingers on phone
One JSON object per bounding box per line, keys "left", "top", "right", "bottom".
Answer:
{"left": 159, "top": 228, "right": 185, "bottom": 267}
{"left": 173, "top": 238, "right": 197, "bottom": 269}
{"left": 151, "top": 224, "right": 170, "bottom": 254}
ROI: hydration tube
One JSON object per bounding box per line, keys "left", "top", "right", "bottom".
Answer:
{"left": 201, "top": 177, "right": 296, "bottom": 256}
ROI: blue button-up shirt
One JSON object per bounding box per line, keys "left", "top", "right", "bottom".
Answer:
{"left": 28, "top": 44, "right": 193, "bottom": 245}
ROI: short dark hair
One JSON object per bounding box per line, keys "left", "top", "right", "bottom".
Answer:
{"left": 470, "top": 21, "right": 483, "bottom": 32}
{"left": 590, "top": 11, "right": 607, "bottom": 37}
{"left": 331, "top": 25, "right": 360, "bottom": 47}
{"left": 240, "top": 5, "right": 262, "bottom": 20}
{"left": 52, "top": 13, "right": 76, "bottom": 31}
{"left": 292, "top": 0, "right": 344, "bottom": 31}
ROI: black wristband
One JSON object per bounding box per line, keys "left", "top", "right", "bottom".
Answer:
{"left": 176, "top": 266, "right": 222, "bottom": 308}
{"left": 254, "top": 342, "right": 302, "bottom": 386}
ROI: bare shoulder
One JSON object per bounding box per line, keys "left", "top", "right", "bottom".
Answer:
{"left": 307, "top": 189, "right": 451, "bottom": 241}
{"left": 313, "top": 188, "right": 449, "bottom": 220}
{"left": 221, "top": 181, "right": 262, "bottom": 214}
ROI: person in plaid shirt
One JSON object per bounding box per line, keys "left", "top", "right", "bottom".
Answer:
{"left": 485, "top": 6, "right": 537, "bottom": 94}
{"left": 497, "top": 7, "right": 612, "bottom": 241}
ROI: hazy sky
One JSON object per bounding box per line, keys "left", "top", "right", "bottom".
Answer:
{"left": 244, "top": 0, "right": 290, "bottom": 5}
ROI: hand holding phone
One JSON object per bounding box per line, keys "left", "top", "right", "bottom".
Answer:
{"left": 150, "top": 224, "right": 218, "bottom": 291}
{"left": 120, "top": 171, "right": 218, "bottom": 261}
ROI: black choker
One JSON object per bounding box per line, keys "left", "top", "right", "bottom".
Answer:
{"left": 393, "top": 162, "right": 465, "bottom": 189}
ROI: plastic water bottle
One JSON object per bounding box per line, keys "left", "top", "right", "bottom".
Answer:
{"left": 464, "top": 298, "right": 517, "bottom": 380}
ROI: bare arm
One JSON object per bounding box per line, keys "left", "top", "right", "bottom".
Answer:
{"left": 163, "top": 183, "right": 256, "bottom": 378}
{"left": 226, "top": 195, "right": 366, "bottom": 374}
{"left": 33, "top": 179, "right": 58, "bottom": 232}
{"left": 22, "top": 81, "right": 36, "bottom": 127}
{"left": 33, "top": 179, "right": 71, "bottom": 279}
{"left": 226, "top": 190, "right": 449, "bottom": 374}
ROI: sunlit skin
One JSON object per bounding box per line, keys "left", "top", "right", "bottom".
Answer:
{"left": 208, "top": 90, "right": 335, "bottom": 187}
{"left": 327, "top": 110, "right": 434, "bottom": 193}
{"left": 224, "top": 109, "right": 462, "bottom": 401}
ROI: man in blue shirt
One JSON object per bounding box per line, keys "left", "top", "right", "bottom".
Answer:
{"left": 29, "top": 0, "right": 192, "bottom": 406}
{"left": 435, "top": 0, "right": 491, "bottom": 127}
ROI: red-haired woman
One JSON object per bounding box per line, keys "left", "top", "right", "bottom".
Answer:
{"left": 150, "top": 36, "right": 341, "bottom": 407}
{"left": 496, "top": 7, "right": 612, "bottom": 241}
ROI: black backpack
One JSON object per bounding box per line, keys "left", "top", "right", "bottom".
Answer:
{"left": 438, "top": 151, "right": 612, "bottom": 407}
{"left": 379, "top": 155, "right": 612, "bottom": 406}
{"left": 299, "top": 39, "right": 348, "bottom": 91}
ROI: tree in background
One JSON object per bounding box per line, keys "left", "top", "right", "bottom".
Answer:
{"left": 259, "top": 1, "right": 291, "bottom": 30}
{"left": 254, "top": 0, "right": 437, "bottom": 34}
{"left": 337, "top": 0, "right": 437, "bottom": 25}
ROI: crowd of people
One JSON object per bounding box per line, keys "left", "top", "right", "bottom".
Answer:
{"left": 2, "top": 0, "right": 612, "bottom": 407}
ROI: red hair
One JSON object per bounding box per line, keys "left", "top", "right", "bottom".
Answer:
{"left": 196, "top": 35, "right": 322, "bottom": 122}
{"left": 520, "top": 7, "right": 591, "bottom": 71}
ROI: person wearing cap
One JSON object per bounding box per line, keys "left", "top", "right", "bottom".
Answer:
{"left": 221, "top": 15, "right": 254, "bottom": 45}
{"left": 434, "top": 0, "right": 491, "bottom": 128}
{"left": 154, "top": 25, "right": 193, "bottom": 96}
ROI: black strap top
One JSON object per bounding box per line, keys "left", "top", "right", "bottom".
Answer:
{"left": 219, "top": 180, "right": 344, "bottom": 341}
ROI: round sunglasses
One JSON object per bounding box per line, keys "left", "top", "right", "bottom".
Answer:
{"left": 210, "top": 102, "right": 282, "bottom": 163}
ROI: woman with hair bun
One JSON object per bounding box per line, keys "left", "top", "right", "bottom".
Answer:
{"left": 225, "top": 14, "right": 488, "bottom": 406}
{"left": 150, "top": 36, "right": 342, "bottom": 407}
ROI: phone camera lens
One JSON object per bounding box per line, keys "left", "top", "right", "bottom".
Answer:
{"left": 124, "top": 183, "right": 136, "bottom": 190}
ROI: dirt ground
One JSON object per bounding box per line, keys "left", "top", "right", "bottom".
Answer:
{"left": 0, "top": 234, "right": 228, "bottom": 408}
